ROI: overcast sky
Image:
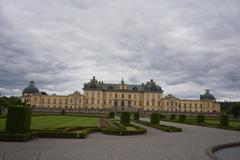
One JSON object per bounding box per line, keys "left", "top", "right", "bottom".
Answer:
{"left": 0, "top": 0, "right": 240, "bottom": 101}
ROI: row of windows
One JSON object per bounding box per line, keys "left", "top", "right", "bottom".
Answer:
{"left": 166, "top": 102, "right": 214, "bottom": 108}
{"left": 32, "top": 98, "right": 82, "bottom": 104}
{"left": 86, "top": 92, "right": 161, "bottom": 99}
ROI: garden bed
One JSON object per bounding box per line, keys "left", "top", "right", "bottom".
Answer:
{"left": 133, "top": 120, "right": 182, "bottom": 132}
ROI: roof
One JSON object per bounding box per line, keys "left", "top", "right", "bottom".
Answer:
{"left": 22, "top": 81, "right": 39, "bottom": 94}
{"left": 83, "top": 77, "right": 163, "bottom": 93}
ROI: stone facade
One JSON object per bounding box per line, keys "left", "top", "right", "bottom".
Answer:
{"left": 21, "top": 77, "right": 220, "bottom": 113}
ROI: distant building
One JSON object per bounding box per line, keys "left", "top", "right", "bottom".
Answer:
{"left": 21, "top": 77, "right": 220, "bottom": 113}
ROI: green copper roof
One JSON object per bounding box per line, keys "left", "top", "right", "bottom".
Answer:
{"left": 22, "top": 81, "right": 39, "bottom": 94}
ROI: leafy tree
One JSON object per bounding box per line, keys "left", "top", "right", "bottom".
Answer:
{"left": 231, "top": 104, "right": 240, "bottom": 118}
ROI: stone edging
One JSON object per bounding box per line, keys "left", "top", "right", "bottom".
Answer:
{"left": 207, "top": 142, "right": 240, "bottom": 160}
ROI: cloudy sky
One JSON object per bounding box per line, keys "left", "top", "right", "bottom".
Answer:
{"left": 0, "top": 0, "right": 240, "bottom": 101}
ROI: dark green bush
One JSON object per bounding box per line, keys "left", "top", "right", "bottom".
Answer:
{"left": 197, "top": 115, "right": 205, "bottom": 123}
{"left": 134, "top": 112, "right": 140, "bottom": 120}
{"left": 5, "top": 107, "right": 32, "bottom": 133}
{"left": 220, "top": 115, "right": 229, "bottom": 127}
{"left": 38, "top": 131, "right": 78, "bottom": 139}
{"left": 61, "top": 109, "right": 65, "bottom": 115}
{"left": 151, "top": 112, "right": 160, "bottom": 124}
{"left": 120, "top": 112, "right": 130, "bottom": 124}
{"left": 159, "top": 114, "right": 165, "bottom": 120}
{"left": 109, "top": 112, "right": 115, "bottom": 119}
{"left": 170, "top": 114, "right": 176, "bottom": 120}
{"left": 0, "top": 131, "right": 38, "bottom": 142}
{"left": 179, "top": 115, "right": 186, "bottom": 122}
{"left": 78, "top": 128, "right": 102, "bottom": 139}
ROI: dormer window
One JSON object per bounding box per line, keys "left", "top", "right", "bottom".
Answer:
{"left": 133, "top": 87, "right": 138, "bottom": 91}
{"left": 108, "top": 86, "right": 113, "bottom": 90}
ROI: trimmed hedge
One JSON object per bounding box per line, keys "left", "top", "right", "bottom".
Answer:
{"left": 170, "top": 114, "right": 176, "bottom": 120}
{"left": 134, "top": 120, "right": 182, "bottom": 132}
{"left": 134, "top": 112, "right": 140, "bottom": 120}
{"left": 109, "top": 112, "right": 115, "bottom": 119}
{"left": 78, "top": 128, "right": 102, "bottom": 139}
{"left": 159, "top": 114, "right": 166, "bottom": 120}
{"left": 0, "top": 131, "right": 38, "bottom": 142}
{"left": 38, "top": 131, "right": 78, "bottom": 139}
{"left": 102, "top": 123, "right": 146, "bottom": 135}
{"left": 61, "top": 109, "right": 65, "bottom": 115}
{"left": 197, "top": 115, "right": 205, "bottom": 123}
{"left": 5, "top": 107, "right": 32, "bottom": 133}
{"left": 220, "top": 115, "right": 229, "bottom": 127}
{"left": 121, "top": 112, "right": 130, "bottom": 124}
{"left": 151, "top": 113, "right": 160, "bottom": 124}
{"left": 179, "top": 115, "right": 186, "bottom": 122}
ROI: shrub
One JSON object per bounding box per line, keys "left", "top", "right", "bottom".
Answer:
{"left": 5, "top": 107, "right": 32, "bottom": 133}
{"left": 0, "top": 131, "right": 38, "bottom": 142}
{"left": 151, "top": 112, "right": 160, "bottom": 125}
{"left": 220, "top": 115, "right": 229, "bottom": 127}
{"left": 197, "top": 115, "right": 205, "bottom": 123}
{"left": 134, "top": 112, "right": 140, "bottom": 120}
{"left": 78, "top": 128, "right": 102, "bottom": 139}
{"left": 61, "top": 109, "right": 65, "bottom": 115}
{"left": 159, "top": 114, "right": 165, "bottom": 120}
{"left": 179, "top": 115, "right": 186, "bottom": 122}
{"left": 38, "top": 131, "right": 78, "bottom": 139}
{"left": 170, "top": 114, "right": 176, "bottom": 120}
{"left": 109, "top": 112, "right": 115, "bottom": 119}
{"left": 120, "top": 112, "right": 130, "bottom": 124}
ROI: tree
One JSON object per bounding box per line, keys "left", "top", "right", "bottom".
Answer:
{"left": 231, "top": 104, "right": 240, "bottom": 118}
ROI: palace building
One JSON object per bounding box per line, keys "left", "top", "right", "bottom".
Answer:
{"left": 21, "top": 77, "right": 220, "bottom": 113}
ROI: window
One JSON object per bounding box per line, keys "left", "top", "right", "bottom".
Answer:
{"left": 122, "top": 94, "right": 124, "bottom": 98}
{"left": 128, "top": 94, "right": 131, "bottom": 99}
{"left": 115, "top": 94, "right": 118, "bottom": 98}
{"left": 133, "top": 87, "right": 138, "bottom": 91}
{"left": 108, "top": 86, "right": 113, "bottom": 90}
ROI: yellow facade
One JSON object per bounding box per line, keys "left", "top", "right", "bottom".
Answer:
{"left": 21, "top": 78, "right": 220, "bottom": 113}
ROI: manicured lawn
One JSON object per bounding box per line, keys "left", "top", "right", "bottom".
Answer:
{"left": 0, "top": 115, "right": 99, "bottom": 131}
{"left": 163, "top": 115, "right": 240, "bottom": 129}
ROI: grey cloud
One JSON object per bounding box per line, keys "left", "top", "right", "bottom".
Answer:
{"left": 0, "top": 0, "right": 240, "bottom": 100}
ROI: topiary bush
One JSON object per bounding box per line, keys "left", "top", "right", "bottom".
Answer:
{"left": 120, "top": 112, "right": 130, "bottom": 124}
{"left": 197, "top": 115, "right": 205, "bottom": 123}
{"left": 170, "top": 114, "right": 176, "bottom": 120}
{"left": 220, "top": 115, "right": 229, "bottom": 127}
{"left": 151, "top": 112, "right": 160, "bottom": 125}
{"left": 179, "top": 115, "right": 186, "bottom": 122}
{"left": 159, "top": 114, "right": 165, "bottom": 120}
{"left": 134, "top": 112, "right": 140, "bottom": 120}
{"left": 61, "top": 109, "right": 65, "bottom": 115}
{"left": 5, "top": 107, "right": 32, "bottom": 133}
{"left": 109, "top": 112, "right": 115, "bottom": 119}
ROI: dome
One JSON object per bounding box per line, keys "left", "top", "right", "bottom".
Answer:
{"left": 144, "top": 79, "right": 163, "bottom": 93}
{"left": 200, "top": 89, "right": 216, "bottom": 100}
{"left": 22, "top": 81, "right": 39, "bottom": 94}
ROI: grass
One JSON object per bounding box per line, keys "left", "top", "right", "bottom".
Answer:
{"left": 163, "top": 115, "right": 240, "bottom": 130}
{"left": 0, "top": 115, "right": 99, "bottom": 131}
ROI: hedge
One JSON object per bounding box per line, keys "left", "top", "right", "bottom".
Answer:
{"left": 134, "top": 112, "right": 140, "bottom": 120}
{"left": 78, "top": 128, "right": 102, "bottom": 138}
{"left": 134, "top": 120, "right": 182, "bottom": 132}
{"left": 179, "top": 115, "right": 186, "bottom": 122}
{"left": 220, "top": 115, "right": 229, "bottom": 127}
{"left": 170, "top": 114, "right": 176, "bottom": 120}
{"left": 102, "top": 123, "right": 146, "bottom": 135}
{"left": 38, "top": 131, "right": 78, "bottom": 139}
{"left": 109, "top": 112, "right": 115, "bottom": 119}
{"left": 151, "top": 113, "right": 160, "bottom": 124}
{"left": 197, "top": 115, "right": 205, "bottom": 123}
{"left": 0, "top": 131, "right": 38, "bottom": 142}
{"left": 120, "top": 112, "right": 130, "bottom": 124}
{"left": 5, "top": 107, "right": 32, "bottom": 133}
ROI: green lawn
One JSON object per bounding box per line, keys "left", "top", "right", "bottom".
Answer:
{"left": 164, "top": 115, "right": 240, "bottom": 129}
{"left": 0, "top": 116, "right": 99, "bottom": 131}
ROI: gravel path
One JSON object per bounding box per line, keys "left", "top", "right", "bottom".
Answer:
{"left": 0, "top": 120, "right": 240, "bottom": 160}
